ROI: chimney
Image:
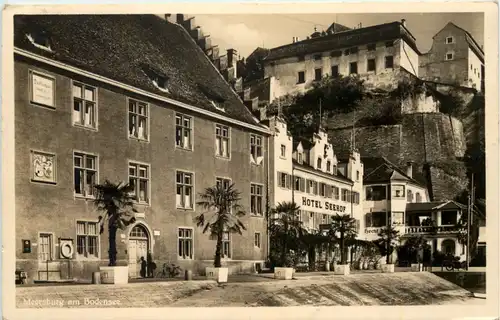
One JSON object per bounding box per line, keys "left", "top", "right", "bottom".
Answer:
{"left": 401, "top": 19, "right": 406, "bottom": 27}
{"left": 406, "top": 161, "right": 413, "bottom": 178}
{"left": 292, "top": 37, "right": 296, "bottom": 43}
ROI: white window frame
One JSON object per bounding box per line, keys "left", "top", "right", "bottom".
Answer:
{"left": 216, "top": 177, "right": 232, "bottom": 213}
{"left": 254, "top": 232, "right": 261, "bottom": 248}
{"left": 176, "top": 170, "right": 195, "bottom": 210}
{"left": 332, "top": 185, "right": 340, "bottom": 200}
{"left": 29, "top": 69, "right": 56, "bottom": 109}
{"left": 72, "top": 81, "right": 98, "bottom": 130}
{"left": 222, "top": 231, "right": 232, "bottom": 259}
{"left": 215, "top": 123, "right": 230, "bottom": 159}
{"left": 280, "top": 144, "right": 286, "bottom": 159}
{"left": 73, "top": 151, "right": 99, "bottom": 199}
{"left": 178, "top": 227, "right": 194, "bottom": 259}
{"left": 446, "top": 36, "right": 454, "bottom": 44}
{"left": 174, "top": 113, "right": 193, "bottom": 151}
{"left": 251, "top": 183, "right": 264, "bottom": 216}
{"left": 128, "top": 161, "right": 151, "bottom": 205}
{"left": 76, "top": 220, "right": 100, "bottom": 259}
{"left": 298, "top": 152, "right": 303, "bottom": 164}
{"left": 127, "top": 98, "right": 149, "bottom": 141}
{"left": 37, "top": 232, "right": 54, "bottom": 262}
{"left": 26, "top": 33, "right": 53, "bottom": 52}
{"left": 445, "top": 52, "right": 454, "bottom": 61}
{"left": 250, "top": 134, "right": 264, "bottom": 165}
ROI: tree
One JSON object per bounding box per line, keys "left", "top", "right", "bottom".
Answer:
{"left": 375, "top": 225, "right": 400, "bottom": 264}
{"left": 269, "top": 202, "right": 307, "bottom": 267}
{"left": 329, "top": 214, "right": 358, "bottom": 265}
{"left": 94, "top": 180, "right": 138, "bottom": 266}
{"left": 195, "top": 182, "right": 246, "bottom": 268}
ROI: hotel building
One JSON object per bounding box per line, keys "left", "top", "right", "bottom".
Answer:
{"left": 14, "top": 14, "right": 270, "bottom": 283}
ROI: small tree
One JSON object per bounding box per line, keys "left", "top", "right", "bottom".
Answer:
{"left": 94, "top": 180, "right": 138, "bottom": 266}
{"left": 375, "top": 225, "right": 401, "bottom": 264}
{"left": 269, "top": 202, "right": 306, "bottom": 267}
{"left": 195, "top": 182, "right": 246, "bottom": 268}
{"left": 329, "top": 214, "right": 358, "bottom": 265}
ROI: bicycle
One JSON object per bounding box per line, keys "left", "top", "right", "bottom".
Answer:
{"left": 443, "top": 257, "right": 467, "bottom": 271}
{"left": 156, "top": 263, "right": 182, "bottom": 278}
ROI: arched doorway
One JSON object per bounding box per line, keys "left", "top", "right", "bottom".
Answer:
{"left": 128, "top": 224, "right": 150, "bottom": 278}
{"left": 441, "top": 239, "right": 456, "bottom": 256}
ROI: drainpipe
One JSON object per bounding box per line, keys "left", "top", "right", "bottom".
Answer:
{"left": 266, "top": 135, "right": 271, "bottom": 264}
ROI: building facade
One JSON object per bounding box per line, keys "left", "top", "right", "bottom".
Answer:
{"left": 419, "top": 22, "right": 485, "bottom": 91}
{"left": 14, "top": 14, "right": 270, "bottom": 283}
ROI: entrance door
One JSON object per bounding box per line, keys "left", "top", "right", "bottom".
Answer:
{"left": 128, "top": 224, "right": 149, "bottom": 278}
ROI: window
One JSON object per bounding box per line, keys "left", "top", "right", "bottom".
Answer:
{"left": 76, "top": 221, "right": 99, "bottom": 258}
{"left": 251, "top": 183, "right": 263, "bottom": 216}
{"left": 445, "top": 52, "right": 454, "bottom": 61}
{"left": 27, "top": 32, "right": 52, "bottom": 51}
{"left": 297, "top": 71, "right": 305, "bottom": 84}
{"left": 294, "top": 177, "right": 305, "bottom": 192}
{"left": 385, "top": 56, "right": 394, "bottom": 69}
{"left": 128, "top": 99, "right": 149, "bottom": 141}
{"left": 407, "top": 190, "right": 413, "bottom": 202}
{"left": 222, "top": 231, "right": 231, "bottom": 258}
{"left": 365, "top": 211, "right": 387, "bottom": 227}
{"left": 319, "top": 183, "right": 327, "bottom": 197}
{"left": 250, "top": 134, "right": 263, "bottom": 165}
{"left": 356, "top": 170, "right": 360, "bottom": 181}
{"left": 367, "top": 59, "right": 376, "bottom": 72}
{"left": 178, "top": 228, "right": 193, "bottom": 259}
{"left": 366, "top": 185, "right": 387, "bottom": 201}
{"left": 333, "top": 165, "right": 337, "bottom": 175}
{"left": 254, "top": 233, "right": 261, "bottom": 248}
{"left": 351, "top": 191, "right": 360, "bottom": 205}
{"left": 331, "top": 65, "right": 339, "bottom": 77}
{"left": 128, "top": 162, "right": 150, "bottom": 203}
{"left": 341, "top": 189, "right": 350, "bottom": 202}
{"left": 74, "top": 153, "right": 97, "bottom": 198}
{"left": 317, "top": 157, "right": 322, "bottom": 169}
{"left": 349, "top": 62, "right": 358, "bottom": 74}
{"left": 278, "top": 172, "right": 291, "bottom": 189}
{"left": 367, "top": 43, "right": 376, "bottom": 51}
{"left": 385, "top": 41, "right": 394, "bottom": 47}
{"left": 446, "top": 36, "right": 454, "bottom": 44}
{"left": 216, "top": 177, "right": 231, "bottom": 190}
{"left": 307, "top": 180, "right": 318, "bottom": 195}
{"left": 176, "top": 171, "right": 193, "bottom": 209}
{"left": 322, "top": 214, "right": 328, "bottom": 224}
{"left": 326, "top": 161, "right": 331, "bottom": 172}
{"left": 280, "top": 144, "right": 286, "bottom": 158}
{"left": 391, "top": 212, "right": 404, "bottom": 226}
{"left": 152, "top": 75, "right": 169, "bottom": 93}
{"left": 415, "top": 192, "right": 422, "bottom": 203}
{"left": 441, "top": 211, "right": 458, "bottom": 226}
{"left": 314, "top": 68, "right": 322, "bottom": 81}
{"left": 298, "top": 153, "right": 303, "bottom": 164}
{"left": 73, "top": 83, "right": 97, "bottom": 129}
{"left": 308, "top": 212, "right": 315, "bottom": 231}
{"left": 332, "top": 186, "right": 339, "bottom": 200}
{"left": 176, "top": 114, "right": 192, "bottom": 150}
{"left": 330, "top": 51, "right": 342, "bottom": 57}
{"left": 215, "top": 124, "right": 230, "bottom": 158}
{"left": 38, "top": 233, "right": 53, "bottom": 261}
{"left": 391, "top": 185, "right": 405, "bottom": 198}
{"left": 29, "top": 70, "right": 55, "bottom": 108}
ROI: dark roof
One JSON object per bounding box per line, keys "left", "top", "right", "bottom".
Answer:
{"left": 292, "top": 159, "right": 353, "bottom": 184}
{"left": 406, "top": 201, "right": 466, "bottom": 212}
{"left": 264, "top": 21, "right": 420, "bottom": 61}
{"left": 246, "top": 77, "right": 271, "bottom": 102}
{"left": 361, "top": 157, "right": 425, "bottom": 187}
{"left": 14, "top": 14, "right": 261, "bottom": 126}
{"left": 246, "top": 47, "right": 270, "bottom": 60}
{"left": 292, "top": 136, "right": 314, "bottom": 151}
{"left": 326, "top": 22, "right": 352, "bottom": 34}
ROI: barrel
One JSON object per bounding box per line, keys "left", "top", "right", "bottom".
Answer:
{"left": 92, "top": 271, "right": 101, "bottom": 284}
{"left": 184, "top": 270, "right": 192, "bottom": 281}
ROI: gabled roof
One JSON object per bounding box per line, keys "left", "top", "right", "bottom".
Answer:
{"left": 434, "top": 22, "right": 484, "bottom": 62}
{"left": 264, "top": 21, "right": 420, "bottom": 62}
{"left": 362, "top": 156, "right": 425, "bottom": 187}
{"left": 326, "top": 22, "right": 352, "bottom": 34}
{"left": 293, "top": 136, "right": 314, "bottom": 151}
{"left": 14, "top": 14, "right": 261, "bottom": 126}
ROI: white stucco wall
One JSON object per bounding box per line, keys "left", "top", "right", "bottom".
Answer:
{"left": 467, "top": 47, "right": 483, "bottom": 91}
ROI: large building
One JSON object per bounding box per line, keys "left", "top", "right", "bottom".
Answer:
{"left": 14, "top": 14, "right": 270, "bottom": 283}
{"left": 419, "top": 22, "right": 485, "bottom": 91}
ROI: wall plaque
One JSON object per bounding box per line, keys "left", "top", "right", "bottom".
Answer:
{"left": 31, "top": 150, "right": 56, "bottom": 184}
{"left": 30, "top": 71, "right": 55, "bottom": 108}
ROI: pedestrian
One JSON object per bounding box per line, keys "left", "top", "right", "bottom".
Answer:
{"left": 140, "top": 256, "right": 147, "bottom": 278}
{"left": 147, "top": 252, "right": 156, "bottom": 278}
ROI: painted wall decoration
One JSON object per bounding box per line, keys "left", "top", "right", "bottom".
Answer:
{"left": 30, "top": 71, "right": 55, "bottom": 108}
{"left": 31, "top": 150, "right": 56, "bottom": 183}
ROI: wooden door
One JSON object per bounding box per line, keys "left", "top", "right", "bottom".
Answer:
{"left": 128, "top": 240, "right": 138, "bottom": 278}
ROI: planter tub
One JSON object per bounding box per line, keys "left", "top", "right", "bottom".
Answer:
{"left": 274, "top": 267, "right": 294, "bottom": 280}
{"left": 381, "top": 264, "right": 395, "bottom": 273}
{"left": 205, "top": 267, "right": 228, "bottom": 283}
{"left": 334, "top": 264, "right": 350, "bottom": 276}
{"left": 99, "top": 266, "right": 129, "bottom": 284}
{"left": 411, "top": 263, "right": 423, "bottom": 272}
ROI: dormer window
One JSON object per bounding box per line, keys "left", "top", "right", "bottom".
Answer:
{"left": 211, "top": 100, "right": 225, "bottom": 112}
{"left": 298, "top": 153, "right": 303, "bottom": 164}
{"left": 326, "top": 161, "right": 331, "bottom": 172}
{"left": 152, "top": 75, "right": 169, "bottom": 93}
{"left": 317, "top": 158, "right": 322, "bottom": 169}
{"left": 141, "top": 65, "right": 169, "bottom": 93}
{"left": 333, "top": 165, "right": 337, "bottom": 175}
{"left": 26, "top": 32, "right": 52, "bottom": 52}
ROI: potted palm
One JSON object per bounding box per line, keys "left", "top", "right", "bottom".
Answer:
{"left": 375, "top": 225, "right": 400, "bottom": 273}
{"left": 195, "top": 182, "right": 246, "bottom": 283}
{"left": 329, "top": 214, "right": 357, "bottom": 276}
{"left": 94, "top": 180, "right": 138, "bottom": 285}
{"left": 269, "top": 202, "right": 305, "bottom": 280}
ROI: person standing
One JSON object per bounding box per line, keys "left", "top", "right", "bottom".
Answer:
{"left": 140, "top": 256, "right": 147, "bottom": 278}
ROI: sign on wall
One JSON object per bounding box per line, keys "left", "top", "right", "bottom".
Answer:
{"left": 31, "top": 150, "right": 56, "bottom": 184}
{"left": 30, "top": 71, "right": 55, "bottom": 108}
{"left": 301, "top": 196, "right": 347, "bottom": 213}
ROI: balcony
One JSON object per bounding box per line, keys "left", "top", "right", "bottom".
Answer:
{"left": 404, "top": 225, "right": 461, "bottom": 234}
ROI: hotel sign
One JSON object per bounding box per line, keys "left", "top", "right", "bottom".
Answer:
{"left": 301, "top": 197, "right": 347, "bottom": 213}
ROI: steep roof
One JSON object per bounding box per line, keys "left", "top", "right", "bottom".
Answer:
{"left": 264, "top": 21, "right": 420, "bottom": 62}
{"left": 292, "top": 159, "right": 353, "bottom": 184}
{"left": 362, "top": 157, "right": 426, "bottom": 187}
{"left": 326, "top": 22, "right": 352, "bottom": 34}
{"left": 14, "top": 14, "right": 262, "bottom": 126}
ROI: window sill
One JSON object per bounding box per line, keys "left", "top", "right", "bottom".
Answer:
{"left": 133, "top": 201, "right": 150, "bottom": 207}
{"left": 30, "top": 179, "right": 57, "bottom": 185}
{"left": 74, "top": 194, "right": 95, "bottom": 200}
{"left": 178, "top": 257, "right": 193, "bottom": 260}
{"left": 176, "top": 207, "right": 194, "bottom": 211}
{"left": 176, "top": 146, "right": 193, "bottom": 152}
{"left": 250, "top": 214, "right": 264, "bottom": 218}
{"left": 73, "top": 123, "right": 98, "bottom": 132}
{"left": 129, "top": 136, "right": 150, "bottom": 143}
{"left": 215, "top": 155, "right": 231, "bottom": 161}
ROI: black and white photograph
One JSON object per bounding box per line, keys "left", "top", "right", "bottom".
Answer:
{"left": 2, "top": 3, "right": 498, "bottom": 319}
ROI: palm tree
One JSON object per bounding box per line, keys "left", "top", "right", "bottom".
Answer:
{"left": 195, "top": 182, "right": 246, "bottom": 268}
{"left": 376, "top": 225, "right": 401, "bottom": 264}
{"left": 329, "top": 214, "right": 357, "bottom": 265}
{"left": 93, "top": 180, "right": 138, "bottom": 266}
{"left": 300, "top": 230, "right": 329, "bottom": 271}
{"left": 269, "top": 202, "right": 306, "bottom": 267}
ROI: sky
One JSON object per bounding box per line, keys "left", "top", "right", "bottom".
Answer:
{"left": 192, "top": 13, "right": 484, "bottom": 59}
